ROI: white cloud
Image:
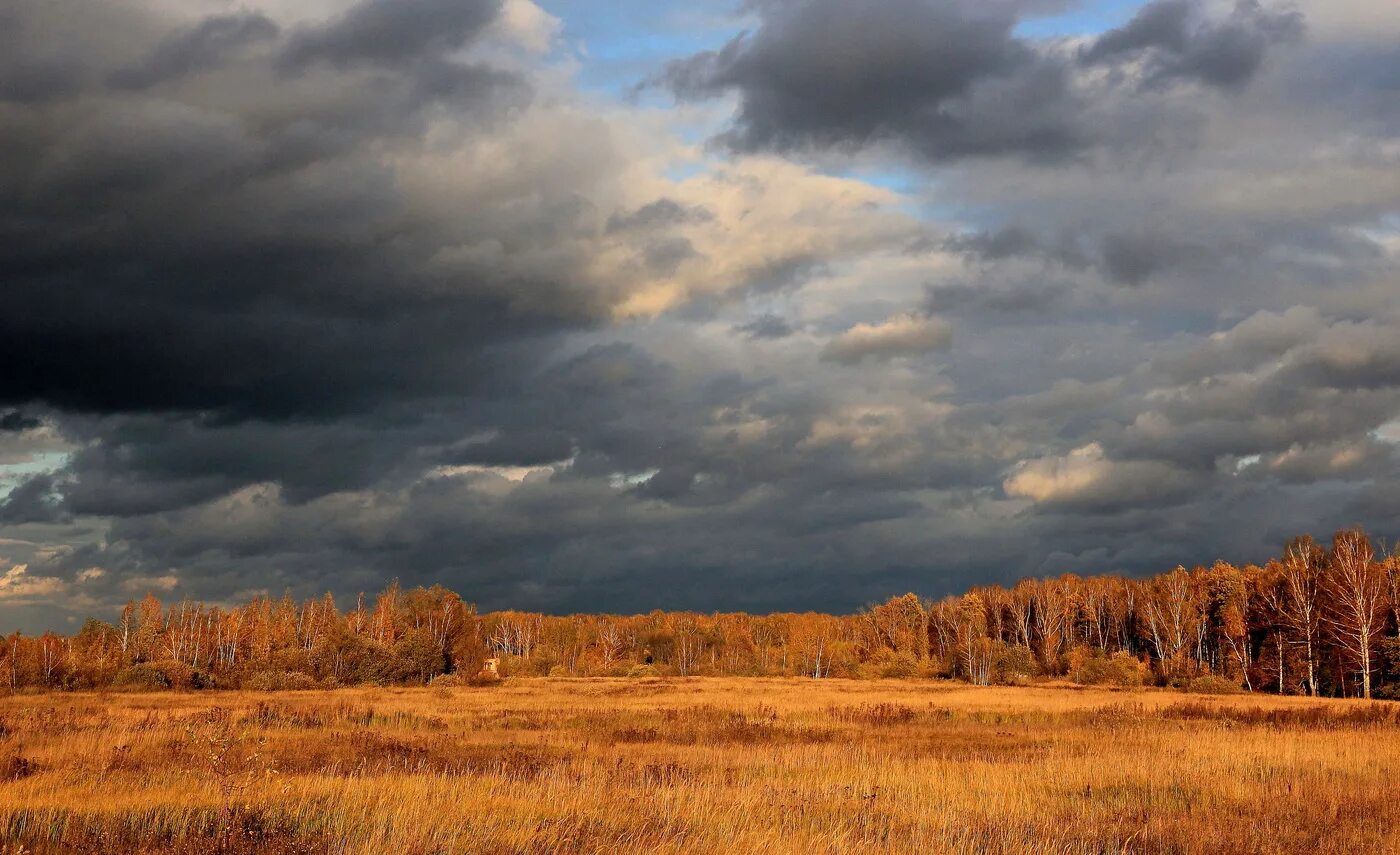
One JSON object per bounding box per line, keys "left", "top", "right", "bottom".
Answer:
{"left": 0, "top": 564, "right": 66, "bottom": 601}
{"left": 1004, "top": 443, "right": 1199, "bottom": 509}
{"left": 821, "top": 313, "right": 952, "bottom": 364}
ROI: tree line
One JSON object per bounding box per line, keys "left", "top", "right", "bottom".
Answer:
{"left": 4, "top": 528, "right": 1399, "bottom": 698}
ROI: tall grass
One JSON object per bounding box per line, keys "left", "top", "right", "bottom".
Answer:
{"left": 0, "top": 679, "right": 1395, "bottom": 853}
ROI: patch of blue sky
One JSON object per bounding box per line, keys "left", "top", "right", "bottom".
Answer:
{"left": 838, "top": 166, "right": 922, "bottom": 196}
{"left": 1014, "top": 0, "right": 1143, "bottom": 38}
{"left": 664, "top": 161, "right": 710, "bottom": 183}
{"left": 0, "top": 451, "right": 69, "bottom": 498}
{"left": 539, "top": 0, "right": 748, "bottom": 96}
{"left": 827, "top": 165, "right": 933, "bottom": 218}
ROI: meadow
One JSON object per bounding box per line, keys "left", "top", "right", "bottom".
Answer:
{"left": 0, "top": 679, "right": 1396, "bottom": 854}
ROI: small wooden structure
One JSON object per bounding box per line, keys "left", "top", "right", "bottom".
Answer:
{"left": 474, "top": 657, "right": 501, "bottom": 681}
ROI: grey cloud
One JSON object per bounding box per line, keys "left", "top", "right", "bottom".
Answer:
{"left": 943, "top": 226, "right": 1041, "bottom": 261}
{"left": 1096, "top": 226, "right": 1270, "bottom": 286}
{"left": 1153, "top": 306, "right": 1323, "bottom": 382}
{"left": 1081, "top": 0, "right": 1197, "bottom": 61}
{"left": 643, "top": 236, "right": 700, "bottom": 275}
{"left": 1099, "top": 231, "right": 1193, "bottom": 285}
{"left": 662, "top": 0, "right": 1302, "bottom": 165}
{"left": 279, "top": 0, "right": 502, "bottom": 71}
{"left": 1003, "top": 443, "right": 1206, "bottom": 513}
{"left": 924, "top": 279, "right": 1069, "bottom": 316}
{"left": 441, "top": 430, "right": 576, "bottom": 467}
{"left": 1082, "top": 0, "right": 1303, "bottom": 90}
{"left": 0, "top": 58, "right": 85, "bottom": 104}
{"left": 734, "top": 314, "right": 796, "bottom": 340}
{"left": 0, "top": 412, "right": 41, "bottom": 433}
{"left": 110, "top": 11, "right": 280, "bottom": 90}
{"left": 0, "top": 0, "right": 575, "bottom": 425}
{"left": 662, "top": 0, "right": 1085, "bottom": 162}
{"left": 605, "top": 198, "right": 714, "bottom": 234}
{"left": 0, "top": 6, "right": 88, "bottom": 104}
{"left": 1248, "top": 439, "right": 1392, "bottom": 484}
{"left": 0, "top": 474, "right": 66, "bottom": 524}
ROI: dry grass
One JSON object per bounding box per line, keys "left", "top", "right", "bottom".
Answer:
{"left": 0, "top": 679, "right": 1395, "bottom": 854}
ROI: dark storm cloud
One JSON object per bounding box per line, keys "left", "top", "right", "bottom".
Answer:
{"left": 0, "top": 412, "right": 41, "bottom": 433}
{"left": 0, "top": 474, "right": 65, "bottom": 525}
{"left": 0, "top": 0, "right": 581, "bottom": 424}
{"left": 661, "top": 0, "right": 1302, "bottom": 164}
{"left": 661, "top": 0, "right": 1084, "bottom": 162}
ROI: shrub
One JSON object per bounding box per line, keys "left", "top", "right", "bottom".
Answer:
{"left": 877, "top": 652, "right": 919, "bottom": 679}
{"left": 242, "top": 671, "right": 318, "bottom": 691}
{"left": 112, "top": 664, "right": 170, "bottom": 691}
{"left": 1185, "top": 675, "right": 1243, "bottom": 695}
{"left": 152, "top": 660, "right": 198, "bottom": 689}
{"left": 428, "top": 673, "right": 464, "bottom": 689}
{"left": 993, "top": 645, "right": 1038, "bottom": 685}
{"left": 627, "top": 664, "right": 660, "bottom": 679}
{"left": 111, "top": 661, "right": 208, "bottom": 690}
{"left": 393, "top": 627, "right": 447, "bottom": 682}
{"left": 1072, "top": 650, "right": 1147, "bottom": 687}
{"left": 1373, "top": 682, "right": 1400, "bottom": 701}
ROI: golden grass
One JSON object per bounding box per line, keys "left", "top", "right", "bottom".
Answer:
{"left": 0, "top": 679, "right": 1395, "bottom": 854}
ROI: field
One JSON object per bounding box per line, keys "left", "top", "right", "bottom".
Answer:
{"left": 0, "top": 679, "right": 1396, "bottom": 854}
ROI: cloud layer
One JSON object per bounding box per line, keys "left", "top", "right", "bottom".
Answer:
{"left": 1, "top": 0, "right": 1398, "bottom": 631}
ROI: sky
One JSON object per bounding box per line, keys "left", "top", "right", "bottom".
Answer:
{"left": 1, "top": 0, "right": 1399, "bottom": 632}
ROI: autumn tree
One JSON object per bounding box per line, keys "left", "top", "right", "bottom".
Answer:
{"left": 955, "top": 593, "right": 992, "bottom": 686}
{"left": 1140, "top": 567, "right": 1202, "bottom": 680}
{"left": 1322, "top": 528, "right": 1386, "bottom": 698}
{"left": 1263, "top": 536, "right": 1325, "bottom": 695}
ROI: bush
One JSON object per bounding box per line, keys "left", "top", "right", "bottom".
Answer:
{"left": 112, "top": 661, "right": 207, "bottom": 690}
{"left": 993, "top": 645, "right": 1038, "bottom": 685}
{"left": 1185, "top": 675, "right": 1243, "bottom": 695}
{"left": 428, "top": 673, "right": 464, "bottom": 689}
{"left": 394, "top": 627, "right": 447, "bottom": 682}
{"left": 242, "top": 670, "right": 318, "bottom": 691}
{"left": 1072, "top": 650, "right": 1147, "bottom": 687}
{"left": 1373, "top": 682, "right": 1400, "bottom": 701}
{"left": 877, "top": 652, "right": 919, "bottom": 679}
{"left": 112, "top": 664, "right": 170, "bottom": 690}
{"left": 627, "top": 664, "right": 661, "bottom": 679}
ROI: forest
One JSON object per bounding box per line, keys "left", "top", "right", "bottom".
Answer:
{"left": 4, "top": 528, "right": 1399, "bottom": 698}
